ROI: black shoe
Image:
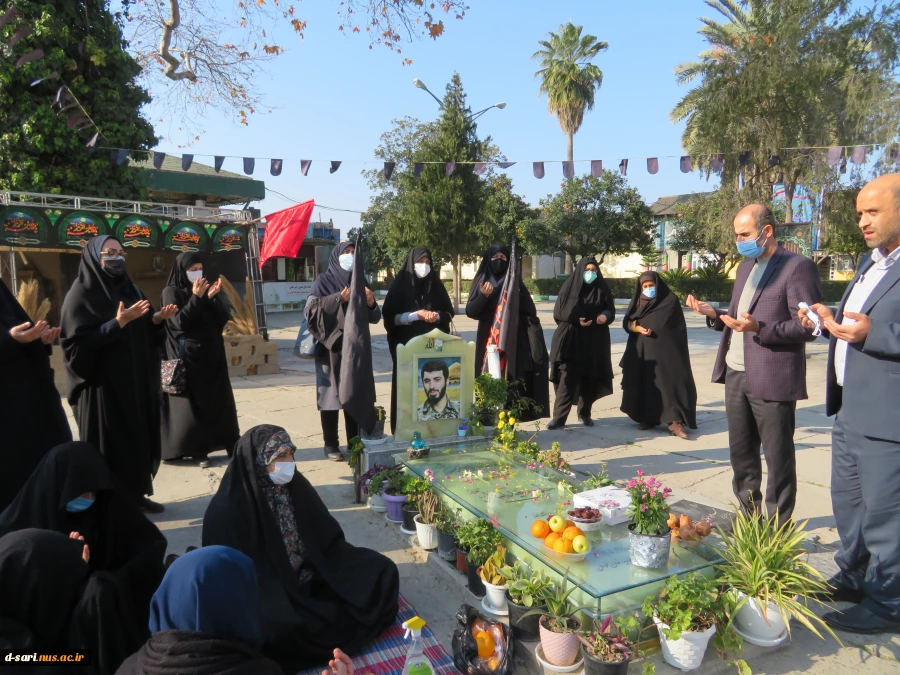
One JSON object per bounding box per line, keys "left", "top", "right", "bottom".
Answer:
{"left": 324, "top": 446, "right": 343, "bottom": 461}
{"left": 581, "top": 417, "right": 594, "bottom": 427}
{"left": 822, "top": 603, "right": 900, "bottom": 634}
{"left": 198, "top": 460, "right": 210, "bottom": 469}
{"left": 809, "top": 576, "right": 866, "bottom": 604}
{"left": 546, "top": 420, "right": 564, "bottom": 430}
{"left": 139, "top": 497, "right": 165, "bottom": 514}
{"left": 638, "top": 422, "right": 656, "bottom": 430}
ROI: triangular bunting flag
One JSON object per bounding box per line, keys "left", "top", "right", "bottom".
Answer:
{"left": 710, "top": 154, "right": 725, "bottom": 172}
{"left": 85, "top": 132, "right": 99, "bottom": 149}
{"left": 182, "top": 154, "right": 193, "bottom": 171}
{"left": 498, "top": 162, "right": 515, "bottom": 169}
{"left": 214, "top": 156, "right": 225, "bottom": 172}
{"left": 446, "top": 162, "right": 456, "bottom": 176}
{"left": 66, "top": 112, "right": 87, "bottom": 129}
{"left": 826, "top": 147, "right": 842, "bottom": 167}
{"left": 768, "top": 155, "right": 780, "bottom": 167}
{"left": 0, "top": 4, "right": 20, "bottom": 30}
{"left": 116, "top": 149, "right": 129, "bottom": 166}
{"left": 8, "top": 25, "right": 31, "bottom": 49}
{"left": 680, "top": 156, "right": 693, "bottom": 173}
{"left": 414, "top": 163, "right": 424, "bottom": 178}
{"left": 474, "top": 162, "right": 487, "bottom": 175}
{"left": 591, "top": 160, "right": 603, "bottom": 177}
{"left": 243, "top": 157, "right": 255, "bottom": 175}
{"left": 533, "top": 162, "right": 545, "bottom": 179}
{"left": 153, "top": 152, "right": 166, "bottom": 169}
{"left": 271, "top": 159, "right": 283, "bottom": 176}
{"left": 562, "top": 161, "right": 574, "bottom": 179}
{"left": 330, "top": 161, "right": 341, "bottom": 174}
{"left": 300, "top": 160, "right": 311, "bottom": 176}
{"left": 647, "top": 158, "right": 659, "bottom": 175}
{"left": 15, "top": 49, "right": 43, "bottom": 68}
{"left": 384, "top": 162, "right": 395, "bottom": 180}
{"left": 739, "top": 151, "right": 751, "bottom": 167}
{"left": 851, "top": 146, "right": 867, "bottom": 165}
{"left": 30, "top": 71, "right": 57, "bottom": 87}
{"left": 619, "top": 159, "right": 628, "bottom": 176}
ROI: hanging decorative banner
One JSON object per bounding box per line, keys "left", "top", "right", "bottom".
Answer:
{"left": 711, "top": 154, "right": 725, "bottom": 172}
{"left": 213, "top": 226, "right": 245, "bottom": 252}
{"left": 58, "top": 211, "right": 107, "bottom": 248}
{"left": 29, "top": 70, "right": 57, "bottom": 86}
{"left": 166, "top": 222, "right": 207, "bottom": 252}
{"left": 562, "top": 161, "right": 574, "bottom": 179}
{"left": 445, "top": 162, "right": 456, "bottom": 176}
{"left": 647, "top": 158, "right": 658, "bottom": 175}
{"left": 271, "top": 159, "right": 283, "bottom": 176}
{"left": 619, "top": 159, "right": 628, "bottom": 176}
{"left": 498, "top": 162, "right": 515, "bottom": 169}
{"left": 826, "top": 147, "right": 841, "bottom": 166}
{"left": 769, "top": 155, "right": 780, "bottom": 167}
{"left": 383, "top": 161, "right": 395, "bottom": 180}
{"left": 474, "top": 162, "right": 487, "bottom": 175}
{"left": 680, "top": 156, "right": 693, "bottom": 173}
{"left": 116, "top": 149, "right": 128, "bottom": 165}
{"left": 116, "top": 215, "right": 157, "bottom": 248}
{"left": 86, "top": 132, "right": 99, "bottom": 148}
{"left": 739, "top": 152, "right": 751, "bottom": 166}
{"left": 0, "top": 206, "right": 49, "bottom": 247}
{"left": 329, "top": 161, "right": 341, "bottom": 174}
{"left": 181, "top": 154, "right": 193, "bottom": 171}
{"left": 591, "top": 160, "right": 603, "bottom": 177}
{"left": 243, "top": 158, "right": 255, "bottom": 175}
{"left": 259, "top": 200, "right": 315, "bottom": 268}
{"left": 533, "top": 162, "right": 544, "bottom": 179}
{"left": 300, "top": 160, "right": 311, "bottom": 176}
{"left": 214, "top": 156, "right": 225, "bottom": 172}
{"left": 8, "top": 24, "right": 29, "bottom": 49}
{"left": 15, "top": 48, "right": 42, "bottom": 68}
{"left": 153, "top": 152, "right": 166, "bottom": 169}
{"left": 0, "top": 4, "right": 20, "bottom": 30}
{"left": 851, "top": 145, "right": 867, "bottom": 164}
{"left": 414, "top": 162, "right": 424, "bottom": 178}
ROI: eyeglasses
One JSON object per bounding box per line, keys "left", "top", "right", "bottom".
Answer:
{"left": 100, "top": 249, "right": 127, "bottom": 259}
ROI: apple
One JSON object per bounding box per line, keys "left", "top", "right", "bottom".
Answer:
{"left": 571, "top": 535, "right": 589, "bottom": 553}
{"left": 548, "top": 515, "right": 567, "bottom": 533}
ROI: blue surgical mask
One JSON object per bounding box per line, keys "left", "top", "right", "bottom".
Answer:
{"left": 736, "top": 231, "right": 767, "bottom": 258}
{"left": 642, "top": 287, "right": 657, "bottom": 299}
{"left": 583, "top": 270, "right": 598, "bottom": 285}
{"left": 269, "top": 461, "right": 295, "bottom": 485}
{"left": 338, "top": 253, "right": 354, "bottom": 271}
{"left": 66, "top": 497, "right": 94, "bottom": 513}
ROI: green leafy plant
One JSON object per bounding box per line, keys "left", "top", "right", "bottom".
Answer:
{"left": 692, "top": 266, "right": 727, "bottom": 282}
{"left": 456, "top": 518, "right": 504, "bottom": 566}
{"left": 370, "top": 467, "right": 410, "bottom": 497}
{"left": 624, "top": 471, "right": 671, "bottom": 535}
{"left": 642, "top": 573, "right": 746, "bottom": 674}
{"left": 498, "top": 561, "right": 554, "bottom": 608}
{"left": 522, "top": 570, "right": 590, "bottom": 633}
{"left": 436, "top": 506, "right": 461, "bottom": 535}
{"left": 537, "top": 441, "right": 570, "bottom": 472}
{"left": 660, "top": 268, "right": 693, "bottom": 283}
{"left": 479, "top": 544, "right": 508, "bottom": 586}
{"left": 402, "top": 476, "right": 432, "bottom": 500}
{"left": 474, "top": 374, "right": 509, "bottom": 425}
{"left": 579, "top": 614, "right": 656, "bottom": 675}
{"left": 580, "top": 464, "right": 614, "bottom": 490}
{"left": 718, "top": 510, "right": 840, "bottom": 642}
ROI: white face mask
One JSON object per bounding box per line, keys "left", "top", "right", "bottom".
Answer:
{"left": 339, "top": 253, "right": 354, "bottom": 271}
{"left": 269, "top": 461, "right": 295, "bottom": 485}
{"left": 186, "top": 269, "right": 204, "bottom": 282}
{"left": 414, "top": 263, "right": 431, "bottom": 279}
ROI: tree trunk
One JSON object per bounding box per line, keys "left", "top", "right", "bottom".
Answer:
{"left": 452, "top": 254, "right": 461, "bottom": 314}
{"left": 784, "top": 182, "right": 795, "bottom": 224}
{"left": 567, "top": 132, "right": 574, "bottom": 163}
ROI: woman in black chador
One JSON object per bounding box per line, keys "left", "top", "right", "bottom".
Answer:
{"left": 160, "top": 252, "right": 239, "bottom": 466}
{"left": 465, "top": 243, "right": 549, "bottom": 420}
{"left": 547, "top": 256, "right": 615, "bottom": 429}
{"left": 382, "top": 247, "right": 454, "bottom": 434}
{"left": 201, "top": 425, "right": 399, "bottom": 672}
{"left": 0, "top": 278, "right": 72, "bottom": 512}
{"left": 620, "top": 272, "right": 697, "bottom": 439}
{"left": 0, "top": 442, "right": 168, "bottom": 672}
{"left": 60, "top": 235, "right": 177, "bottom": 513}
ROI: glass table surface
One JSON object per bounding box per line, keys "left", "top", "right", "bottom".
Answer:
{"left": 397, "top": 442, "right": 722, "bottom": 602}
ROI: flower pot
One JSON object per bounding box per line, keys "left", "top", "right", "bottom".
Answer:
{"left": 653, "top": 617, "right": 715, "bottom": 671}
{"left": 382, "top": 492, "right": 407, "bottom": 523}
{"left": 628, "top": 525, "right": 671, "bottom": 569}
{"left": 539, "top": 616, "right": 582, "bottom": 667}
{"left": 481, "top": 578, "right": 508, "bottom": 612}
{"left": 733, "top": 591, "right": 789, "bottom": 646}
{"left": 466, "top": 559, "right": 486, "bottom": 598}
{"left": 456, "top": 548, "right": 468, "bottom": 574}
{"left": 583, "top": 647, "right": 632, "bottom": 675}
{"left": 414, "top": 515, "right": 438, "bottom": 550}
{"left": 437, "top": 531, "right": 457, "bottom": 562}
{"left": 401, "top": 505, "right": 419, "bottom": 532}
{"left": 506, "top": 592, "right": 544, "bottom": 642}
{"left": 458, "top": 427, "right": 468, "bottom": 437}
{"left": 369, "top": 492, "right": 386, "bottom": 512}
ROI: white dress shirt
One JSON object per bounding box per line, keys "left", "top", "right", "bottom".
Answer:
{"left": 835, "top": 245, "right": 900, "bottom": 386}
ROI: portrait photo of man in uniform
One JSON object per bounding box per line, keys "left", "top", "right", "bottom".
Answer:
{"left": 416, "top": 357, "right": 462, "bottom": 421}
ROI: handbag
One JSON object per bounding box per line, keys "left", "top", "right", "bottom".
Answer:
{"left": 161, "top": 338, "right": 187, "bottom": 395}
{"left": 294, "top": 317, "right": 322, "bottom": 360}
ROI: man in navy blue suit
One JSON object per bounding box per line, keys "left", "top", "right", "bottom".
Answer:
{"left": 802, "top": 174, "right": 900, "bottom": 634}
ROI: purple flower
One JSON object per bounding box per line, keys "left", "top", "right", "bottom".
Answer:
{"left": 640, "top": 504, "right": 648, "bottom": 512}
{"left": 636, "top": 470, "right": 644, "bottom": 476}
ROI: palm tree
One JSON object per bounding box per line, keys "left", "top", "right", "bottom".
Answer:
{"left": 533, "top": 22, "right": 608, "bottom": 163}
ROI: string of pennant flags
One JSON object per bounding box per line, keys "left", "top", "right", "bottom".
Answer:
{"left": 93, "top": 142, "right": 899, "bottom": 180}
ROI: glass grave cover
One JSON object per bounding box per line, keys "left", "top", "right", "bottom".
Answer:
{"left": 397, "top": 441, "right": 722, "bottom": 615}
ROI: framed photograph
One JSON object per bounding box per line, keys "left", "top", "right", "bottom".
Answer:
{"left": 415, "top": 356, "right": 462, "bottom": 422}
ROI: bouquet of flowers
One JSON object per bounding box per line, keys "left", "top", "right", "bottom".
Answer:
{"left": 624, "top": 471, "right": 672, "bottom": 535}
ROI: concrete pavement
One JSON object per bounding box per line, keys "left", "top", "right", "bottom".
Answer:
{"left": 59, "top": 302, "right": 900, "bottom": 674}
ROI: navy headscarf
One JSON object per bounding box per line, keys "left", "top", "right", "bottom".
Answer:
{"left": 309, "top": 241, "right": 355, "bottom": 297}
{"left": 149, "top": 546, "right": 264, "bottom": 649}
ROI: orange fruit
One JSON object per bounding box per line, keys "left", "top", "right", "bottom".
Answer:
{"left": 562, "top": 526, "right": 585, "bottom": 541}
{"left": 530, "top": 520, "right": 550, "bottom": 539}
{"left": 544, "top": 532, "right": 561, "bottom": 548}
{"left": 553, "top": 538, "right": 574, "bottom": 553}
{"left": 488, "top": 657, "right": 501, "bottom": 672}
{"left": 475, "top": 630, "right": 496, "bottom": 658}
{"left": 565, "top": 520, "right": 576, "bottom": 530}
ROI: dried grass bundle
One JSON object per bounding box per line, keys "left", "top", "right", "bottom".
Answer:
{"left": 16, "top": 279, "right": 51, "bottom": 323}
{"left": 220, "top": 276, "right": 258, "bottom": 336}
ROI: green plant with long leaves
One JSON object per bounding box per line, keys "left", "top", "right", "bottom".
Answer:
{"left": 498, "top": 561, "right": 554, "bottom": 608}
{"left": 717, "top": 509, "right": 840, "bottom": 643}
{"left": 474, "top": 374, "right": 508, "bottom": 425}
{"left": 456, "top": 518, "right": 504, "bottom": 566}
{"left": 579, "top": 465, "right": 614, "bottom": 490}
{"left": 532, "top": 22, "right": 608, "bottom": 162}
{"left": 416, "top": 487, "right": 441, "bottom": 525}
{"left": 522, "top": 570, "right": 592, "bottom": 633}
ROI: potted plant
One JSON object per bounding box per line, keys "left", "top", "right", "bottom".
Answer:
{"left": 436, "top": 505, "right": 460, "bottom": 563}
{"left": 718, "top": 509, "right": 839, "bottom": 647}
{"left": 458, "top": 418, "right": 469, "bottom": 437}
{"left": 379, "top": 468, "right": 410, "bottom": 524}
{"left": 498, "top": 561, "right": 553, "bottom": 642}
{"left": 578, "top": 614, "right": 645, "bottom": 675}
{"left": 413, "top": 485, "right": 440, "bottom": 550}
{"left": 456, "top": 518, "right": 504, "bottom": 597}
{"left": 400, "top": 477, "right": 428, "bottom": 533}
{"left": 523, "top": 571, "right": 589, "bottom": 668}
{"left": 478, "top": 544, "right": 509, "bottom": 611}
{"left": 474, "top": 373, "right": 508, "bottom": 427}
{"left": 624, "top": 471, "right": 672, "bottom": 569}
{"left": 360, "top": 463, "right": 396, "bottom": 512}
{"left": 642, "top": 573, "right": 744, "bottom": 672}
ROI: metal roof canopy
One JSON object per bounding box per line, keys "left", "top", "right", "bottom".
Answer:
{"left": 1, "top": 190, "right": 256, "bottom": 223}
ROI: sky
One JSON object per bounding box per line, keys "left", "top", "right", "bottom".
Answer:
{"left": 144, "top": 0, "right": 725, "bottom": 232}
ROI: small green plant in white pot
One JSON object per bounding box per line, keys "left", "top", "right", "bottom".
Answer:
{"left": 718, "top": 509, "right": 840, "bottom": 647}
{"left": 479, "top": 544, "right": 509, "bottom": 612}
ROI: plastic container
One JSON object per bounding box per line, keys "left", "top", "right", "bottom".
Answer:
{"left": 402, "top": 616, "right": 435, "bottom": 675}
{"left": 542, "top": 541, "right": 590, "bottom": 562}
{"left": 574, "top": 487, "right": 632, "bottom": 526}
{"left": 653, "top": 617, "right": 715, "bottom": 671}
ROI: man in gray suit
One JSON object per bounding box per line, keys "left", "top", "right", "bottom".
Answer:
{"left": 801, "top": 174, "right": 900, "bottom": 634}
{"left": 687, "top": 204, "right": 822, "bottom": 522}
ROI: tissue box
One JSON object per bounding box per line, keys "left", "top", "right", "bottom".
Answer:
{"left": 574, "top": 486, "right": 632, "bottom": 526}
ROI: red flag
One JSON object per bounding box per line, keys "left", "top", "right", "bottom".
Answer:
{"left": 259, "top": 200, "right": 315, "bottom": 268}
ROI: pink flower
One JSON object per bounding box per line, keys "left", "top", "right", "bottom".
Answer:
{"left": 626, "top": 480, "right": 637, "bottom": 489}
{"left": 636, "top": 470, "right": 644, "bottom": 476}
{"left": 649, "top": 488, "right": 657, "bottom": 498}
{"left": 640, "top": 504, "right": 648, "bottom": 512}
